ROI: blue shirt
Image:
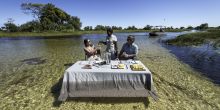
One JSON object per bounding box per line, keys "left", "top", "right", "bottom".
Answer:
{"left": 120, "top": 43, "right": 138, "bottom": 55}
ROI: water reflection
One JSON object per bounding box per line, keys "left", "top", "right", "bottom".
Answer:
{"left": 160, "top": 32, "right": 220, "bottom": 84}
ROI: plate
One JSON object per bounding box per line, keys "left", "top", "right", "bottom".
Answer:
{"left": 82, "top": 64, "right": 92, "bottom": 69}
{"left": 111, "top": 65, "right": 118, "bottom": 69}
{"left": 118, "top": 64, "right": 125, "bottom": 69}
{"left": 130, "top": 64, "right": 146, "bottom": 71}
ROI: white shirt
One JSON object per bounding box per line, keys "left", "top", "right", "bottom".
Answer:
{"left": 106, "top": 34, "right": 117, "bottom": 52}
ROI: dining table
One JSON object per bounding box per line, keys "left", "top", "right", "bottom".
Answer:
{"left": 58, "top": 60, "right": 157, "bottom": 101}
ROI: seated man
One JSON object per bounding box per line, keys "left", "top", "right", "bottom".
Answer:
{"left": 83, "top": 39, "right": 100, "bottom": 60}
{"left": 119, "top": 35, "right": 138, "bottom": 60}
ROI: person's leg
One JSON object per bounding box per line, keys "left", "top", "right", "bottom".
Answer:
{"left": 110, "top": 51, "right": 116, "bottom": 60}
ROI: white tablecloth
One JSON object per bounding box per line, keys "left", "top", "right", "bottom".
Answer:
{"left": 58, "top": 60, "right": 156, "bottom": 101}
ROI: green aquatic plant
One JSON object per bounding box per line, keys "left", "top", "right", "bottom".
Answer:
{"left": 166, "top": 30, "right": 220, "bottom": 46}
{"left": 213, "top": 39, "right": 220, "bottom": 48}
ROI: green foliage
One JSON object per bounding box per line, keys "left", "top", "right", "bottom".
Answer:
{"left": 166, "top": 34, "right": 205, "bottom": 46}
{"left": 93, "top": 25, "right": 122, "bottom": 31}
{"left": 195, "top": 23, "right": 209, "bottom": 30}
{"left": 200, "top": 23, "right": 209, "bottom": 29}
{"left": 143, "top": 25, "right": 152, "bottom": 30}
{"left": 19, "top": 20, "right": 42, "bottom": 32}
{"left": 180, "top": 27, "right": 185, "bottom": 29}
{"left": 94, "top": 25, "right": 109, "bottom": 31}
{"left": 3, "top": 18, "right": 18, "bottom": 32}
{"left": 21, "top": 3, "right": 81, "bottom": 31}
{"left": 166, "top": 30, "right": 220, "bottom": 46}
{"left": 213, "top": 39, "right": 220, "bottom": 48}
{"left": 68, "top": 16, "right": 82, "bottom": 30}
{"left": 187, "top": 26, "right": 194, "bottom": 30}
{"left": 84, "top": 26, "right": 93, "bottom": 31}
{"left": 125, "top": 25, "right": 137, "bottom": 30}
{"left": 4, "top": 23, "right": 18, "bottom": 32}
{"left": 21, "top": 3, "right": 44, "bottom": 18}
{"left": 111, "top": 26, "right": 122, "bottom": 30}
{"left": 166, "top": 26, "right": 173, "bottom": 30}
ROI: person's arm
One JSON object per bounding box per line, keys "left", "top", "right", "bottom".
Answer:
{"left": 84, "top": 47, "right": 97, "bottom": 56}
{"left": 113, "top": 41, "right": 118, "bottom": 57}
{"left": 99, "top": 41, "right": 107, "bottom": 45}
{"left": 127, "top": 54, "right": 136, "bottom": 58}
{"left": 127, "top": 45, "right": 138, "bottom": 58}
{"left": 119, "top": 44, "right": 125, "bottom": 58}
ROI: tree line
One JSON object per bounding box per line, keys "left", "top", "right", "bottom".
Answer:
{"left": 1, "top": 3, "right": 81, "bottom": 32}
{"left": 83, "top": 23, "right": 220, "bottom": 31}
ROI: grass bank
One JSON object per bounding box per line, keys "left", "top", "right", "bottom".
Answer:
{"left": 0, "top": 30, "right": 147, "bottom": 37}
{"left": 0, "top": 29, "right": 188, "bottom": 37}
{"left": 166, "top": 30, "right": 220, "bottom": 47}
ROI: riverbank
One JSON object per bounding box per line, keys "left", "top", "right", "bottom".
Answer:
{"left": 0, "top": 29, "right": 189, "bottom": 37}
{"left": 166, "top": 30, "right": 220, "bottom": 47}
{"left": 0, "top": 30, "right": 146, "bottom": 37}
{"left": 0, "top": 36, "right": 219, "bottom": 110}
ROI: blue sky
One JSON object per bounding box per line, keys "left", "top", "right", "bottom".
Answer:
{"left": 0, "top": 0, "right": 220, "bottom": 28}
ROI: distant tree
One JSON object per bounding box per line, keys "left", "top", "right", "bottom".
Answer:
{"left": 180, "top": 27, "right": 185, "bottom": 29}
{"left": 118, "top": 26, "right": 122, "bottom": 30}
{"left": 89, "top": 26, "right": 93, "bottom": 30}
{"left": 19, "top": 20, "right": 42, "bottom": 32}
{"left": 4, "top": 23, "right": 18, "bottom": 32}
{"left": 3, "top": 18, "right": 18, "bottom": 32}
{"left": 143, "top": 25, "right": 152, "bottom": 30}
{"left": 21, "top": 3, "right": 81, "bottom": 31}
{"left": 68, "top": 16, "right": 82, "bottom": 30}
{"left": 217, "top": 26, "right": 220, "bottom": 29}
{"left": 104, "top": 26, "right": 111, "bottom": 30}
{"left": 94, "top": 25, "right": 106, "bottom": 31}
{"left": 112, "top": 26, "right": 123, "bottom": 30}
{"left": 112, "top": 26, "right": 117, "bottom": 30}
{"left": 84, "top": 26, "right": 93, "bottom": 31}
{"left": 166, "top": 26, "right": 173, "bottom": 30}
{"left": 200, "top": 23, "right": 208, "bottom": 30}
{"left": 195, "top": 26, "right": 200, "bottom": 30}
{"left": 126, "top": 25, "right": 137, "bottom": 30}
{"left": 1, "top": 27, "right": 5, "bottom": 31}
{"left": 84, "top": 26, "right": 89, "bottom": 31}
{"left": 21, "top": 3, "right": 44, "bottom": 19}
{"left": 195, "top": 23, "right": 209, "bottom": 30}
{"left": 187, "top": 26, "right": 193, "bottom": 30}
{"left": 165, "top": 26, "right": 174, "bottom": 30}
{"left": 166, "top": 27, "right": 170, "bottom": 30}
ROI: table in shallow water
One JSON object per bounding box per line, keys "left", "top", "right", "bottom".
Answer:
{"left": 58, "top": 60, "right": 157, "bottom": 101}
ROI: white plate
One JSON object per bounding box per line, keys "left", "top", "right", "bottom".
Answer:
{"left": 111, "top": 65, "right": 118, "bottom": 69}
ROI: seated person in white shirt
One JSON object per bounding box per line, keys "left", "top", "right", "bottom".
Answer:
{"left": 119, "top": 35, "right": 138, "bottom": 60}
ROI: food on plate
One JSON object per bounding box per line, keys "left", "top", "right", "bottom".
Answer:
{"left": 130, "top": 64, "right": 145, "bottom": 71}
{"left": 118, "top": 63, "right": 125, "bottom": 69}
{"left": 82, "top": 64, "right": 92, "bottom": 69}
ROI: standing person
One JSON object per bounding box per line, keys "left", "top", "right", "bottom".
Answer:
{"left": 99, "top": 28, "right": 118, "bottom": 60}
{"left": 119, "top": 35, "right": 138, "bottom": 60}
